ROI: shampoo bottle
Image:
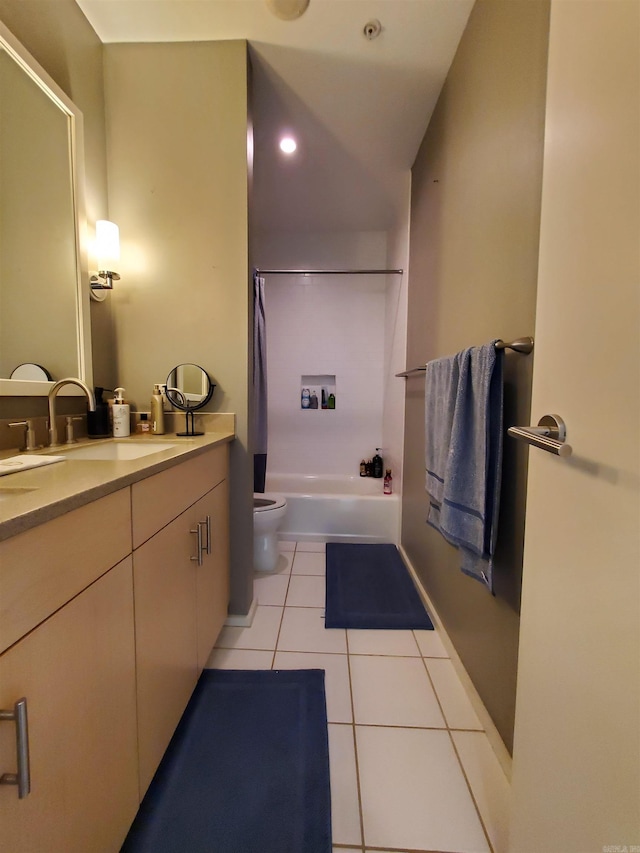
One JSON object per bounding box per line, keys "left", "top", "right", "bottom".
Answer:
{"left": 151, "top": 384, "right": 165, "bottom": 434}
{"left": 384, "top": 469, "right": 392, "bottom": 495}
{"left": 372, "top": 448, "right": 383, "bottom": 478}
{"left": 112, "top": 387, "right": 130, "bottom": 437}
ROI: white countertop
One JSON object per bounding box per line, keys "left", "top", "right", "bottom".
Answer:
{"left": 0, "top": 428, "right": 235, "bottom": 542}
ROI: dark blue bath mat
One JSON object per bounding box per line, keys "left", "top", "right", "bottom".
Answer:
{"left": 325, "top": 543, "right": 434, "bottom": 630}
{"left": 121, "top": 669, "right": 332, "bottom": 853}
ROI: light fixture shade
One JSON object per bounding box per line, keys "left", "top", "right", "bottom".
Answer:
{"left": 96, "top": 220, "right": 120, "bottom": 270}
{"left": 265, "top": 0, "right": 310, "bottom": 21}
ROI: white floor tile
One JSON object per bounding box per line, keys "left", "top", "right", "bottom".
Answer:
{"left": 253, "top": 572, "right": 290, "bottom": 606}
{"left": 350, "top": 656, "right": 445, "bottom": 728}
{"left": 347, "top": 629, "right": 420, "bottom": 657}
{"left": 414, "top": 628, "right": 449, "bottom": 658}
{"left": 278, "top": 540, "right": 296, "bottom": 552}
{"left": 292, "top": 550, "right": 326, "bottom": 575}
{"left": 205, "top": 647, "right": 273, "bottom": 669}
{"left": 425, "top": 658, "right": 483, "bottom": 730}
{"left": 286, "top": 574, "right": 326, "bottom": 607}
{"left": 296, "top": 541, "right": 326, "bottom": 553}
{"left": 452, "top": 731, "right": 511, "bottom": 853}
{"left": 274, "top": 651, "right": 352, "bottom": 723}
{"left": 277, "top": 607, "right": 347, "bottom": 654}
{"left": 357, "top": 726, "right": 489, "bottom": 853}
{"left": 328, "top": 724, "right": 362, "bottom": 847}
{"left": 215, "top": 605, "right": 283, "bottom": 651}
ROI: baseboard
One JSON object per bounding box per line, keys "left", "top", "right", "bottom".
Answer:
{"left": 225, "top": 596, "right": 258, "bottom": 628}
{"left": 399, "top": 543, "right": 513, "bottom": 782}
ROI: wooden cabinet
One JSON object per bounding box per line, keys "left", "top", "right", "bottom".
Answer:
{"left": 0, "top": 558, "right": 139, "bottom": 853}
{"left": 132, "top": 444, "right": 229, "bottom": 794}
{"left": 0, "top": 441, "right": 231, "bottom": 847}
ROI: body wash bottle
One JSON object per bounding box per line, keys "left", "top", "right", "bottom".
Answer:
{"left": 112, "top": 387, "right": 130, "bottom": 437}
{"left": 151, "top": 384, "right": 165, "bottom": 434}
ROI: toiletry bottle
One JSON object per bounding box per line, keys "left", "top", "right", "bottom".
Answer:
{"left": 328, "top": 392, "right": 335, "bottom": 409}
{"left": 136, "top": 413, "right": 151, "bottom": 434}
{"left": 151, "top": 384, "right": 165, "bottom": 434}
{"left": 384, "top": 469, "right": 392, "bottom": 495}
{"left": 112, "top": 387, "right": 130, "bottom": 437}
{"left": 373, "top": 448, "right": 383, "bottom": 478}
{"left": 310, "top": 390, "right": 318, "bottom": 409}
{"left": 366, "top": 459, "right": 372, "bottom": 477}
{"left": 301, "top": 388, "right": 310, "bottom": 409}
{"left": 359, "top": 459, "right": 367, "bottom": 477}
{"left": 321, "top": 387, "right": 328, "bottom": 409}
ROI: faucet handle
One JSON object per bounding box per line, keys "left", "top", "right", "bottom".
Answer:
{"left": 65, "top": 416, "right": 83, "bottom": 445}
{"left": 8, "top": 421, "right": 27, "bottom": 452}
{"left": 10, "top": 420, "right": 42, "bottom": 451}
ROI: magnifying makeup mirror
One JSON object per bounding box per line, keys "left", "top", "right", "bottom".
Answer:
{"left": 165, "top": 363, "right": 215, "bottom": 436}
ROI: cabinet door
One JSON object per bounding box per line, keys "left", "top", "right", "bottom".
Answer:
{"left": 133, "top": 506, "right": 200, "bottom": 795}
{"left": 0, "top": 558, "right": 138, "bottom": 853}
{"left": 194, "top": 479, "right": 230, "bottom": 671}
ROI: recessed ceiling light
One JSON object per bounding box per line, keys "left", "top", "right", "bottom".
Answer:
{"left": 279, "top": 136, "right": 297, "bottom": 154}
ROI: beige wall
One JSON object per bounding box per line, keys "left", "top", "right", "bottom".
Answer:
{"left": 510, "top": 1, "right": 640, "bottom": 847}
{"left": 103, "top": 41, "right": 253, "bottom": 614}
{"left": 402, "top": 0, "right": 550, "bottom": 752}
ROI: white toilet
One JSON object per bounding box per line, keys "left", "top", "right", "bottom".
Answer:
{"left": 253, "top": 493, "right": 288, "bottom": 572}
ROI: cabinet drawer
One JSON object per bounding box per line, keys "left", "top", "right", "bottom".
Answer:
{"left": 0, "top": 557, "right": 138, "bottom": 853}
{"left": 131, "top": 444, "right": 228, "bottom": 548}
{"left": 0, "top": 489, "right": 131, "bottom": 654}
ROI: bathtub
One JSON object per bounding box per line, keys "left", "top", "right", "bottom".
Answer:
{"left": 265, "top": 473, "right": 400, "bottom": 544}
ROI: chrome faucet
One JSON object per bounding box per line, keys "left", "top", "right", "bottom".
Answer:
{"left": 48, "top": 378, "right": 96, "bottom": 447}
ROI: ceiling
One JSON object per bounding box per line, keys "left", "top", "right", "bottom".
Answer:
{"left": 75, "top": 0, "right": 474, "bottom": 233}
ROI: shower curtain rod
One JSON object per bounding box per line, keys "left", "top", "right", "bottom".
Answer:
{"left": 254, "top": 268, "right": 404, "bottom": 276}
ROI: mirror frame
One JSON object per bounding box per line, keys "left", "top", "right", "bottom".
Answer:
{"left": 0, "top": 22, "right": 93, "bottom": 397}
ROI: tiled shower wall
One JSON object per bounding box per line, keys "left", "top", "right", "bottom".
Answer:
{"left": 255, "top": 231, "right": 390, "bottom": 477}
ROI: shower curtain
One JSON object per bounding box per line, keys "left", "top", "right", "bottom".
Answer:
{"left": 253, "top": 273, "right": 268, "bottom": 493}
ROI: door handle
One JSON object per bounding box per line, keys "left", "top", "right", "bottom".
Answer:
{"left": 0, "top": 697, "right": 31, "bottom": 798}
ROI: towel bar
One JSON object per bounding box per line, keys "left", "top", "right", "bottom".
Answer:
{"left": 396, "top": 336, "right": 534, "bottom": 377}
{"left": 508, "top": 414, "right": 572, "bottom": 458}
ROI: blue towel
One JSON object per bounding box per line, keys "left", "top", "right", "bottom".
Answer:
{"left": 425, "top": 341, "right": 504, "bottom": 592}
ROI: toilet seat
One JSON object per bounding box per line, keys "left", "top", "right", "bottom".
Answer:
{"left": 253, "top": 493, "right": 286, "bottom": 512}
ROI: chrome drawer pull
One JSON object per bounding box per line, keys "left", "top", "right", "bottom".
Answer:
{"left": 204, "top": 515, "right": 212, "bottom": 556}
{"left": 0, "top": 697, "right": 31, "bottom": 798}
{"left": 190, "top": 523, "right": 204, "bottom": 566}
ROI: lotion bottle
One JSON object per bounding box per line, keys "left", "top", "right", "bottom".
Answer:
{"left": 112, "top": 387, "right": 130, "bottom": 437}
{"left": 151, "top": 384, "right": 165, "bottom": 434}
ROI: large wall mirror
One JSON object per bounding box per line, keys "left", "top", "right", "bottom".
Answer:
{"left": 0, "top": 22, "right": 93, "bottom": 397}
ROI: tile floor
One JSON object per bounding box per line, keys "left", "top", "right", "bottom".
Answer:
{"left": 207, "top": 541, "right": 511, "bottom": 853}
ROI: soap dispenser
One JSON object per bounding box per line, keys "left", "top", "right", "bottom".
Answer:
{"left": 87, "top": 387, "right": 111, "bottom": 439}
{"left": 112, "top": 387, "right": 130, "bottom": 437}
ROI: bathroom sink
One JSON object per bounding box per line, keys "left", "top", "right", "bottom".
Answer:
{"left": 58, "top": 441, "right": 179, "bottom": 461}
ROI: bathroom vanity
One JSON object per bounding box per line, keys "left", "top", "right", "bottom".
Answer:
{"left": 0, "top": 430, "right": 233, "bottom": 852}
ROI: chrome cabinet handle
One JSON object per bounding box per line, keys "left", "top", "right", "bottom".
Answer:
{"left": 0, "top": 697, "right": 31, "bottom": 798}
{"left": 204, "top": 515, "right": 212, "bottom": 556}
{"left": 190, "top": 523, "right": 204, "bottom": 566}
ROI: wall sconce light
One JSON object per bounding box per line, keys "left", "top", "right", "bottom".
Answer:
{"left": 90, "top": 220, "right": 120, "bottom": 299}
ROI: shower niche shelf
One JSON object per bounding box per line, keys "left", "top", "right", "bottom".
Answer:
{"left": 301, "top": 374, "right": 336, "bottom": 410}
